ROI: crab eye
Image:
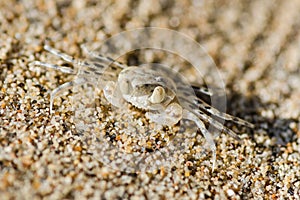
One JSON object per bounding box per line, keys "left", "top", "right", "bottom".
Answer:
{"left": 149, "top": 86, "right": 165, "bottom": 104}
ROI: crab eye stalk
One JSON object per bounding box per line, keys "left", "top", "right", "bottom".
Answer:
{"left": 149, "top": 86, "right": 166, "bottom": 104}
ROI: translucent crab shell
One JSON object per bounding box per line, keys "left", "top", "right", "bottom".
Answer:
{"left": 118, "top": 66, "right": 177, "bottom": 110}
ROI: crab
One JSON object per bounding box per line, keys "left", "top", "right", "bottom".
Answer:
{"left": 30, "top": 45, "right": 254, "bottom": 171}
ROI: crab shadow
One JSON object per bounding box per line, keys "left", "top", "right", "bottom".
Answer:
{"left": 226, "top": 92, "right": 298, "bottom": 146}
{"left": 223, "top": 91, "right": 299, "bottom": 196}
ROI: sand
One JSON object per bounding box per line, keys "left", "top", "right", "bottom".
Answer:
{"left": 0, "top": 0, "right": 299, "bottom": 199}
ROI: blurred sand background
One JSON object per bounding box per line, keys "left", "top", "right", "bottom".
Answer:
{"left": 0, "top": 0, "right": 300, "bottom": 199}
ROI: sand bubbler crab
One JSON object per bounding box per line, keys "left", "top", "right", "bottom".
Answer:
{"left": 30, "top": 44, "right": 254, "bottom": 171}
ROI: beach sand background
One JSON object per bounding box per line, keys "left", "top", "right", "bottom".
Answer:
{"left": 1, "top": 0, "right": 300, "bottom": 199}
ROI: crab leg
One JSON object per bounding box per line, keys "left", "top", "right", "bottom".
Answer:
{"left": 193, "top": 108, "right": 242, "bottom": 142}
{"left": 194, "top": 97, "right": 254, "bottom": 128}
{"left": 88, "top": 52, "right": 126, "bottom": 69}
{"left": 48, "top": 77, "right": 87, "bottom": 113}
{"left": 80, "top": 45, "right": 126, "bottom": 69}
{"left": 179, "top": 94, "right": 254, "bottom": 128}
{"left": 191, "top": 85, "right": 214, "bottom": 96}
{"left": 44, "top": 45, "right": 78, "bottom": 64}
{"left": 183, "top": 109, "right": 217, "bottom": 171}
{"left": 29, "top": 61, "right": 75, "bottom": 74}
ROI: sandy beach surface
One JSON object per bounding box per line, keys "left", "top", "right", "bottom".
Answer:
{"left": 1, "top": 1, "right": 299, "bottom": 199}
